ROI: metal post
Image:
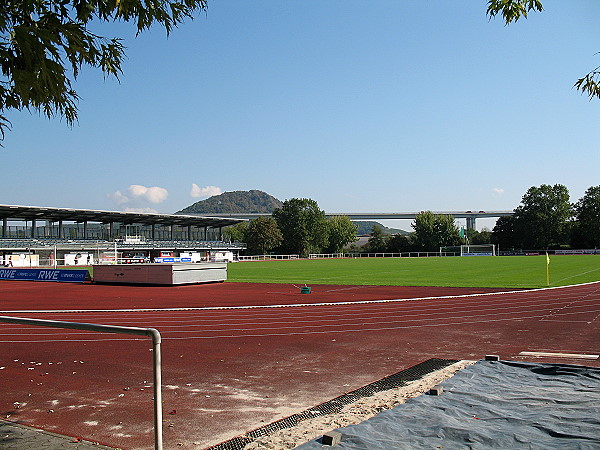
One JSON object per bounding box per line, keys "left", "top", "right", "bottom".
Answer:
{"left": 0, "top": 316, "right": 163, "bottom": 450}
{"left": 149, "top": 329, "right": 163, "bottom": 449}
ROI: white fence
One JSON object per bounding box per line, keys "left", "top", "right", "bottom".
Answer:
{"left": 310, "top": 252, "right": 459, "bottom": 259}
{"left": 239, "top": 252, "right": 459, "bottom": 261}
{"left": 237, "top": 254, "right": 300, "bottom": 261}
{"left": 7, "top": 250, "right": 597, "bottom": 267}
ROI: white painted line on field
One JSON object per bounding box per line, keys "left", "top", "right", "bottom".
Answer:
{"left": 518, "top": 351, "right": 599, "bottom": 360}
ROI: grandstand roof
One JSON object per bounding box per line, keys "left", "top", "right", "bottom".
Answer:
{"left": 0, "top": 204, "right": 244, "bottom": 228}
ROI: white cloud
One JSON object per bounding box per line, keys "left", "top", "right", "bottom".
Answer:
{"left": 190, "top": 184, "right": 222, "bottom": 199}
{"left": 493, "top": 188, "right": 505, "bottom": 195}
{"left": 108, "top": 190, "right": 129, "bottom": 205}
{"left": 108, "top": 184, "right": 168, "bottom": 211}
{"left": 128, "top": 185, "right": 168, "bottom": 204}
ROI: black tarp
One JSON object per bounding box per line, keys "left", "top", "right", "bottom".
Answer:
{"left": 296, "top": 360, "right": 600, "bottom": 449}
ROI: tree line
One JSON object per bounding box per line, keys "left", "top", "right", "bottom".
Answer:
{"left": 365, "top": 184, "right": 600, "bottom": 253}
{"left": 226, "top": 184, "right": 600, "bottom": 256}
{"left": 224, "top": 198, "right": 358, "bottom": 256}
{"left": 492, "top": 184, "right": 599, "bottom": 251}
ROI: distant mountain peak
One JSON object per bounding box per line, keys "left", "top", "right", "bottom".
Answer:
{"left": 176, "top": 190, "right": 283, "bottom": 214}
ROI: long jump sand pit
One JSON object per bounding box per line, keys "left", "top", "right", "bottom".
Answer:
{"left": 0, "top": 280, "right": 599, "bottom": 449}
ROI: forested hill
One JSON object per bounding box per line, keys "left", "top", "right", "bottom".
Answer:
{"left": 354, "top": 221, "right": 408, "bottom": 236}
{"left": 177, "top": 190, "right": 408, "bottom": 234}
{"left": 176, "top": 190, "right": 283, "bottom": 214}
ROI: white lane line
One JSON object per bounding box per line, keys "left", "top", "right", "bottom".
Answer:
{"left": 1, "top": 280, "right": 598, "bottom": 316}
{"left": 518, "top": 351, "right": 599, "bottom": 359}
{"left": 6, "top": 282, "right": 597, "bottom": 315}
{"left": 0, "top": 311, "right": 589, "bottom": 342}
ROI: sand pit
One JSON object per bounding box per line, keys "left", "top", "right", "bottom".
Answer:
{"left": 244, "top": 360, "right": 475, "bottom": 449}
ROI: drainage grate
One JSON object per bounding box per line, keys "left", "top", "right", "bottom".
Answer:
{"left": 207, "top": 358, "right": 458, "bottom": 450}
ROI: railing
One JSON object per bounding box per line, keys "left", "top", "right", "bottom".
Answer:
{"left": 309, "top": 252, "right": 459, "bottom": 258}
{"left": 308, "top": 253, "right": 345, "bottom": 259}
{"left": 238, "top": 252, "right": 460, "bottom": 261}
{"left": 237, "top": 254, "right": 300, "bottom": 261}
{"left": 0, "top": 316, "right": 163, "bottom": 450}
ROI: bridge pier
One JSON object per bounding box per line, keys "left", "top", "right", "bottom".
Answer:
{"left": 466, "top": 217, "right": 476, "bottom": 230}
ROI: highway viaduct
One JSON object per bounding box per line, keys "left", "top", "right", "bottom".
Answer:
{"left": 208, "top": 210, "right": 515, "bottom": 230}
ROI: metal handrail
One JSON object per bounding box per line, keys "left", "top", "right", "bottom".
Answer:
{"left": 0, "top": 316, "right": 163, "bottom": 450}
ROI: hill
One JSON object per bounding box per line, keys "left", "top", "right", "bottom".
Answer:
{"left": 176, "top": 190, "right": 283, "bottom": 214}
{"left": 177, "top": 191, "right": 409, "bottom": 235}
{"left": 354, "top": 221, "right": 409, "bottom": 236}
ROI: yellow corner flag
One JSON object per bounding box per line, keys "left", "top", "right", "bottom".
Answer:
{"left": 546, "top": 252, "right": 550, "bottom": 287}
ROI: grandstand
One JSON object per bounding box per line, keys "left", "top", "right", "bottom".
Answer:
{"left": 0, "top": 204, "right": 246, "bottom": 265}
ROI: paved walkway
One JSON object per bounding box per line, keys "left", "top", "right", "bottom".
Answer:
{"left": 0, "top": 420, "right": 114, "bottom": 449}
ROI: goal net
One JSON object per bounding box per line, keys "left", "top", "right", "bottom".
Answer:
{"left": 460, "top": 244, "right": 496, "bottom": 256}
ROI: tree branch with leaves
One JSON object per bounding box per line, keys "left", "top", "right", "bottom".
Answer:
{"left": 0, "top": 0, "right": 208, "bottom": 140}
{"left": 487, "top": 0, "right": 600, "bottom": 100}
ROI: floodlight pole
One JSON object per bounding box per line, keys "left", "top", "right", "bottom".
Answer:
{"left": 0, "top": 316, "right": 163, "bottom": 450}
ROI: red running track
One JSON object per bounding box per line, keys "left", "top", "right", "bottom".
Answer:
{"left": 0, "top": 281, "right": 599, "bottom": 449}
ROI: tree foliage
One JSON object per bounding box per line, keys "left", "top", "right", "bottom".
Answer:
{"left": 486, "top": 0, "right": 543, "bottom": 24}
{"left": 273, "top": 198, "right": 329, "bottom": 256}
{"left": 469, "top": 228, "right": 493, "bottom": 245}
{"left": 572, "top": 185, "right": 600, "bottom": 248}
{"left": 386, "top": 233, "right": 411, "bottom": 253}
{"left": 490, "top": 184, "right": 600, "bottom": 251}
{"left": 326, "top": 215, "right": 357, "bottom": 253}
{"left": 245, "top": 216, "right": 283, "bottom": 255}
{"left": 486, "top": 0, "right": 600, "bottom": 101}
{"left": 411, "top": 211, "right": 461, "bottom": 252}
{"left": 0, "top": 0, "right": 208, "bottom": 139}
{"left": 366, "top": 225, "right": 388, "bottom": 253}
{"left": 491, "top": 215, "right": 517, "bottom": 249}
{"left": 223, "top": 221, "right": 248, "bottom": 243}
{"left": 512, "top": 184, "right": 572, "bottom": 249}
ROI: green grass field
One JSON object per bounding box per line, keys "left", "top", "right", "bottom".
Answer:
{"left": 227, "top": 255, "right": 600, "bottom": 289}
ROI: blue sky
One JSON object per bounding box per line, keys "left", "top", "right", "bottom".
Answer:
{"left": 3, "top": 0, "right": 599, "bottom": 230}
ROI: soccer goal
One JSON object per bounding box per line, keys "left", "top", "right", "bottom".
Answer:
{"left": 461, "top": 244, "right": 496, "bottom": 256}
